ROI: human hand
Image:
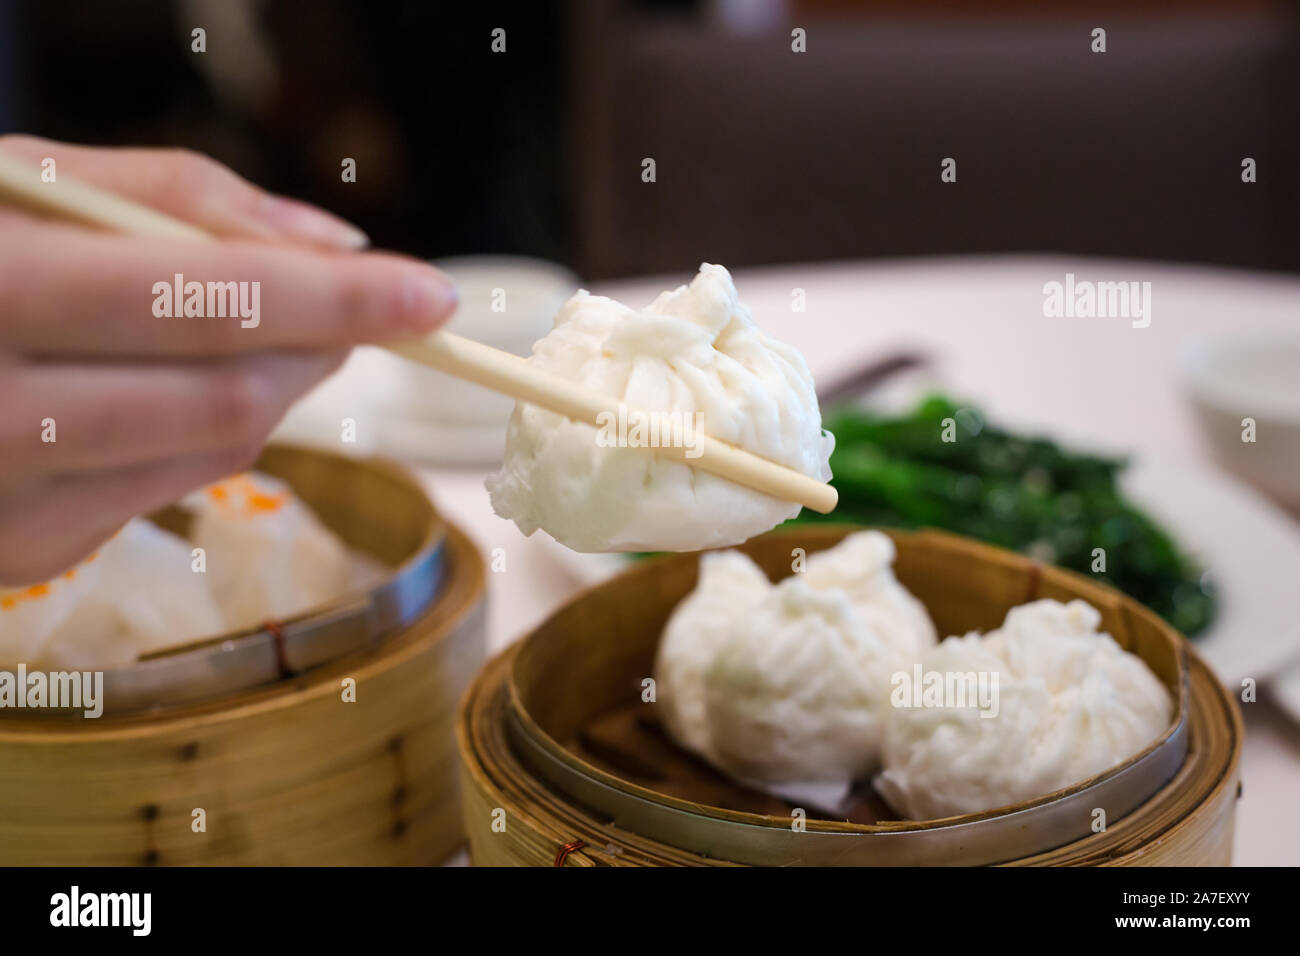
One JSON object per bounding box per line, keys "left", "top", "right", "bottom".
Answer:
{"left": 0, "top": 135, "right": 457, "bottom": 585}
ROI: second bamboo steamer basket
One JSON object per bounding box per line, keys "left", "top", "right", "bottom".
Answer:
{"left": 0, "top": 445, "right": 487, "bottom": 865}
{"left": 458, "top": 526, "right": 1242, "bottom": 866}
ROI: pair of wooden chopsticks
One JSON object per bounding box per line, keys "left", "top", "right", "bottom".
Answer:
{"left": 0, "top": 151, "right": 837, "bottom": 514}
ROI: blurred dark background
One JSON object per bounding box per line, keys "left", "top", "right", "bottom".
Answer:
{"left": 2, "top": 0, "right": 1298, "bottom": 279}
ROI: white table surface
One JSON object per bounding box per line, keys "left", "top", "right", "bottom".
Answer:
{"left": 402, "top": 254, "right": 1300, "bottom": 867}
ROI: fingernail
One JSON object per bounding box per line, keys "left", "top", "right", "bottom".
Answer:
{"left": 260, "top": 195, "right": 370, "bottom": 250}
{"left": 394, "top": 272, "right": 458, "bottom": 330}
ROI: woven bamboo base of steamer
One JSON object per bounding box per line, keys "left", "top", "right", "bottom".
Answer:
{"left": 0, "top": 452, "right": 487, "bottom": 866}
{"left": 457, "top": 528, "right": 1242, "bottom": 867}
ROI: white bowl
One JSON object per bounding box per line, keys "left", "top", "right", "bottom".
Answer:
{"left": 273, "top": 256, "right": 579, "bottom": 466}
{"left": 1180, "top": 336, "right": 1300, "bottom": 509}
{"left": 400, "top": 256, "right": 577, "bottom": 429}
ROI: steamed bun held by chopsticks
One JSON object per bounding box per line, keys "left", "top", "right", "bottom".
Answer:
{"left": 486, "top": 264, "right": 834, "bottom": 552}
{"left": 184, "top": 472, "right": 352, "bottom": 632}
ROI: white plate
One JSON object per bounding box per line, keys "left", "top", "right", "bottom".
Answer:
{"left": 272, "top": 348, "right": 511, "bottom": 466}
{"left": 1120, "top": 456, "right": 1300, "bottom": 687}
{"left": 543, "top": 454, "right": 1300, "bottom": 688}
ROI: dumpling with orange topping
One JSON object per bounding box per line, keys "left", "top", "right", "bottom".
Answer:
{"left": 39, "top": 519, "right": 225, "bottom": 669}
{"left": 184, "top": 472, "right": 352, "bottom": 632}
{"left": 0, "top": 551, "right": 102, "bottom": 667}
{"left": 0, "top": 519, "right": 225, "bottom": 669}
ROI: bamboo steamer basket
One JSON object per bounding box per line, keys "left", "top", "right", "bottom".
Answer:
{"left": 0, "top": 445, "right": 487, "bottom": 865}
{"left": 458, "top": 527, "right": 1242, "bottom": 866}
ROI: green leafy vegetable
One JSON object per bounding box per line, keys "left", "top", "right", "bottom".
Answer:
{"left": 785, "top": 395, "right": 1215, "bottom": 636}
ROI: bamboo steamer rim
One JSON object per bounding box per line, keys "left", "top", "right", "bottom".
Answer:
{"left": 496, "top": 526, "right": 1226, "bottom": 864}
{"left": 459, "top": 630, "right": 1241, "bottom": 866}
{"left": 0, "top": 443, "right": 457, "bottom": 726}
{"left": 0, "top": 514, "right": 486, "bottom": 744}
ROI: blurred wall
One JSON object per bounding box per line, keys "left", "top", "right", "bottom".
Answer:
{"left": 4, "top": 0, "right": 1298, "bottom": 279}
{"left": 10, "top": 0, "right": 569, "bottom": 264}
{"left": 571, "top": 1, "right": 1300, "bottom": 277}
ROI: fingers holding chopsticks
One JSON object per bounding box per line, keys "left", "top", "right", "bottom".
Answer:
{"left": 0, "top": 136, "right": 459, "bottom": 584}
{"left": 0, "top": 134, "right": 369, "bottom": 250}
{"left": 0, "top": 211, "right": 457, "bottom": 357}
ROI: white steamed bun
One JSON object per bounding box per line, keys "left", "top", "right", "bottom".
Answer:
{"left": 654, "top": 531, "right": 936, "bottom": 790}
{"left": 486, "top": 263, "right": 834, "bottom": 552}
{"left": 876, "top": 599, "right": 1174, "bottom": 820}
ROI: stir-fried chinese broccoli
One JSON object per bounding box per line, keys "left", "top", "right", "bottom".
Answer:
{"left": 785, "top": 395, "right": 1215, "bottom": 636}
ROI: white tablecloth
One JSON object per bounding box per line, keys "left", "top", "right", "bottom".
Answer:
{"left": 413, "top": 255, "right": 1300, "bottom": 866}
